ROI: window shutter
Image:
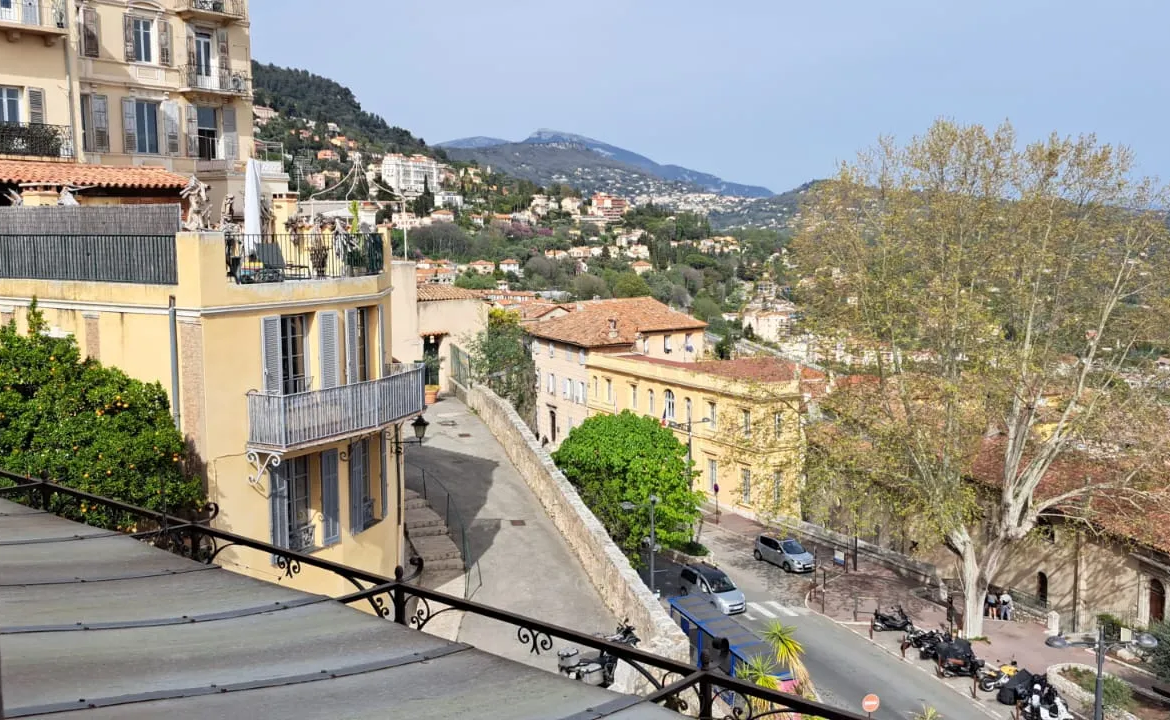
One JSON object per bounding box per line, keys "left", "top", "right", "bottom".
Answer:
{"left": 379, "top": 436, "right": 388, "bottom": 520}
{"left": 159, "top": 21, "right": 172, "bottom": 66}
{"left": 376, "top": 305, "right": 384, "bottom": 375}
{"left": 121, "top": 97, "right": 137, "bottom": 153}
{"left": 344, "top": 308, "right": 359, "bottom": 384}
{"left": 186, "top": 25, "right": 196, "bottom": 66}
{"left": 320, "top": 449, "right": 340, "bottom": 544}
{"left": 260, "top": 315, "right": 282, "bottom": 394}
{"left": 269, "top": 464, "right": 289, "bottom": 550}
{"left": 222, "top": 105, "right": 237, "bottom": 160}
{"left": 122, "top": 14, "right": 134, "bottom": 62}
{"left": 21, "top": 0, "right": 36, "bottom": 26}
{"left": 82, "top": 7, "right": 99, "bottom": 58}
{"left": 162, "top": 100, "right": 179, "bottom": 155}
{"left": 318, "top": 310, "right": 340, "bottom": 389}
{"left": 348, "top": 441, "right": 363, "bottom": 534}
{"left": 80, "top": 95, "right": 94, "bottom": 152}
{"left": 216, "top": 27, "right": 230, "bottom": 76}
{"left": 27, "top": 88, "right": 44, "bottom": 125}
{"left": 92, "top": 95, "right": 109, "bottom": 152}
{"left": 184, "top": 104, "right": 197, "bottom": 157}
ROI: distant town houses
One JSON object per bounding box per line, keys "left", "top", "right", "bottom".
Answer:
{"left": 431, "top": 209, "right": 455, "bottom": 223}
{"left": 741, "top": 301, "right": 798, "bottom": 344}
{"left": 434, "top": 190, "right": 464, "bottom": 209}
{"left": 545, "top": 249, "right": 569, "bottom": 260}
{"left": 381, "top": 153, "right": 446, "bottom": 195}
{"left": 253, "top": 105, "right": 279, "bottom": 125}
{"left": 576, "top": 213, "right": 609, "bottom": 227}
{"left": 590, "top": 192, "right": 630, "bottom": 222}
{"left": 499, "top": 259, "right": 521, "bottom": 274}
{"left": 631, "top": 260, "right": 653, "bottom": 275}
{"left": 468, "top": 260, "right": 495, "bottom": 275}
{"left": 560, "top": 196, "right": 583, "bottom": 215}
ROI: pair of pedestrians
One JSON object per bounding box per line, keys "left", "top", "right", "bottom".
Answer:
{"left": 985, "top": 589, "right": 1014, "bottom": 620}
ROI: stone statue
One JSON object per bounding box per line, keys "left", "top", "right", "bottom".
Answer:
{"left": 58, "top": 187, "right": 81, "bottom": 206}
{"left": 3, "top": 188, "right": 24, "bottom": 206}
{"left": 219, "top": 194, "right": 236, "bottom": 227}
{"left": 180, "top": 176, "right": 212, "bottom": 231}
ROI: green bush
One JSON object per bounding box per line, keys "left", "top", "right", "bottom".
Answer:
{"left": 1064, "top": 668, "right": 1135, "bottom": 712}
{"left": 1149, "top": 622, "right": 1170, "bottom": 682}
{"left": 676, "top": 540, "right": 709, "bottom": 556}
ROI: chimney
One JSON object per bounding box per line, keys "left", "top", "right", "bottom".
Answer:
{"left": 576, "top": 303, "right": 584, "bottom": 311}
{"left": 608, "top": 318, "right": 618, "bottom": 338}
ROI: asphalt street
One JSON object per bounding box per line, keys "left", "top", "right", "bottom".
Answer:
{"left": 637, "top": 522, "right": 999, "bottom": 720}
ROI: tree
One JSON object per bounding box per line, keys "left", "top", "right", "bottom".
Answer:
{"left": 0, "top": 304, "right": 205, "bottom": 523}
{"left": 552, "top": 411, "right": 703, "bottom": 558}
{"left": 454, "top": 271, "right": 497, "bottom": 290}
{"left": 792, "top": 119, "right": 1170, "bottom": 637}
{"left": 467, "top": 309, "right": 537, "bottom": 428}
{"left": 612, "top": 272, "right": 651, "bottom": 299}
{"left": 761, "top": 621, "right": 813, "bottom": 696}
{"left": 572, "top": 274, "right": 609, "bottom": 301}
{"left": 412, "top": 176, "right": 435, "bottom": 217}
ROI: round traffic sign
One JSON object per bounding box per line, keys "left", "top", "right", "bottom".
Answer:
{"left": 861, "top": 694, "right": 880, "bottom": 713}
{"left": 713, "top": 483, "right": 719, "bottom": 494}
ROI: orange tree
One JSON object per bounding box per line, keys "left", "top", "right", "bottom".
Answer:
{"left": 0, "top": 303, "right": 204, "bottom": 521}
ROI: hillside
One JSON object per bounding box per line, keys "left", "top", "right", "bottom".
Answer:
{"left": 709, "top": 180, "right": 824, "bottom": 230}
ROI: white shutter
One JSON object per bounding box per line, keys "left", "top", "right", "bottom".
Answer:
{"left": 162, "top": 100, "right": 180, "bottom": 155}
{"left": 344, "top": 308, "right": 359, "bottom": 384}
{"left": 122, "top": 14, "right": 134, "bottom": 62}
{"left": 159, "top": 21, "right": 172, "bottom": 66}
{"left": 222, "top": 105, "right": 237, "bottom": 161}
{"left": 318, "top": 311, "right": 340, "bottom": 389}
{"left": 121, "top": 97, "right": 137, "bottom": 154}
{"left": 260, "top": 315, "right": 282, "bottom": 394}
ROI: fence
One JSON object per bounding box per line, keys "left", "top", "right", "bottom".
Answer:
{"left": 228, "top": 233, "right": 384, "bottom": 283}
{"left": 0, "top": 205, "right": 181, "bottom": 235}
{"left": 405, "top": 460, "right": 482, "bottom": 600}
{"left": 450, "top": 344, "right": 474, "bottom": 387}
{"left": 0, "top": 234, "right": 178, "bottom": 284}
{"left": 0, "top": 121, "right": 73, "bottom": 159}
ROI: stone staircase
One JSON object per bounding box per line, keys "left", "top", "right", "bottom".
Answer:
{"left": 404, "top": 489, "right": 463, "bottom": 572}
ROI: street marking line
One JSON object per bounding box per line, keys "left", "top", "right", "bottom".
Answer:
{"left": 766, "top": 601, "right": 798, "bottom": 617}
{"left": 748, "top": 602, "right": 776, "bottom": 618}
{"left": 744, "top": 613, "right": 757, "bottom": 621}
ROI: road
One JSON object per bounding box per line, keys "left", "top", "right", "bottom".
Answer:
{"left": 638, "top": 522, "right": 996, "bottom": 720}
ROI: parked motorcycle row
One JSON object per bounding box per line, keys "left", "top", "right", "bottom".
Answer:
{"left": 874, "top": 607, "right": 1074, "bottom": 720}
{"left": 556, "top": 619, "right": 640, "bottom": 688}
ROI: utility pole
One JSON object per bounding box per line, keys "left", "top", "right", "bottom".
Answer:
{"left": 648, "top": 495, "right": 658, "bottom": 596}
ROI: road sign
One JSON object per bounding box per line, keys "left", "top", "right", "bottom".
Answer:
{"left": 713, "top": 483, "right": 719, "bottom": 494}
{"left": 833, "top": 550, "right": 846, "bottom": 566}
{"left": 861, "top": 694, "right": 880, "bottom": 714}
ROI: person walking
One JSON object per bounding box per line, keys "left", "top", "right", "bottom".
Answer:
{"left": 999, "top": 590, "right": 1013, "bottom": 622}
{"left": 986, "top": 590, "right": 999, "bottom": 619}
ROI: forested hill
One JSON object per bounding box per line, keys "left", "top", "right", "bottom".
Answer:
{"left": 250, "top": 61, "right": 443, "bottom": 158}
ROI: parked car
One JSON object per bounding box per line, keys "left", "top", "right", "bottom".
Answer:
{"left": 678, "top": 563, "right": 746, "bottom": 615}
{"left": 753, "top": 535, "right": 816, "bottom": 573}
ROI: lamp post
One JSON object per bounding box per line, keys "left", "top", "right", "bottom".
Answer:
{"left": 391, "top": 415, "right": 430, "bottom": 449}
{"left": 621, "top": 495, "right": 660, "bottom": 596}
{"left": 1045, "top": 627, "right": 1158, "bottom": 720}
{"left": 668, "top": 416, "right": 713, "bottom": 521}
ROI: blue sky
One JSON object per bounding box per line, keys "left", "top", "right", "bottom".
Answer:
{"left": 251, "top": 0, "right": 1170, "bottom": 194}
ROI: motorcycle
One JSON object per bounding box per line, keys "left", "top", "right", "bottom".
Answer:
{"left": 872, "top": 604, "right": 915, "bottom": 632}
{"left": 935, "top": 637, "right": 985, "bottom": 678}
{"left": 556, "top": 619, "right": 640, "bottom": 688}
{"left": 916, "top": 630, "right": 953, "bottom": 661}
{"left": 1020, "top": 679, "right": 1073, "bottom": 720}
{"left": 977, "top": 659, "right": 1020, "bottom": 692}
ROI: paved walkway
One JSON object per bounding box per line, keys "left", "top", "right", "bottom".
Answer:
{"left": 404, "top": 396, "right": 614, "bottom": 668}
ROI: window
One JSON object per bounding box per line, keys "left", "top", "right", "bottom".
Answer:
{"left": 664, "top": 390, "right": 676, "bottom": 421}
{"left": 286, "top": 456, "right": 312, "bottom": 548}
{"left": 349, "top": 438, "right": 373, "bottom": 532}
{"left": 774, "top": 413, "right": 784, "bottom": 438}
{"left": 606, "top": 379, "right": 613, "bottom": 402}
{"left": 630, "top": 385, "right": 638, "bottom": 410}
{"left": 708, "top": 459, "right": 718, "bottom": 491}
{"left": 592, "top": 376, "right": 598, "bottom": 397}
{"left": 578, "top": 349, "right": 586, "bottom": 365}
{"left": 125, "top": 99, "right": 159, "bottom": 154}
{"left": 279, "top": 315, "right": 308, "bottom": 394}
{"left": 741, "top": 468, "right": 751, "bottom": 504}
{"left": 132, "top": 17, "right": 153, "bottom": 63}
{"left": 194, "top": 30, "right": 213, "bottom": 79}
{"left": 0, "top": 87, "right": 19, "bottom": 123}
{"left": 685, "top": 398, "right": 692, "bottom": 422}
{"left": 641, "top": 337, "right": 649, "bottom": 354}
{"left": 548, "top": 342, "right": 555, "bottom": 358}
{"left": 685, "top": 333, "right": 693, "bottom": 351}
{"left": 742, "top": 409, "right": 752, "bottom": 437}
{"left": 563, "top": 378, "right": 571, "bottom": 399}
{"left": 532, "top": 340, "right": 541, "bottom": 355}
{"left": 648, "top": 390, "right": 655, "bottom": 416}
{"left": 344, "top": 307, "right": 370, "bottom": 384}
{"left": 707, "top": 401, "right": 717, "bottom": 429}
{"left": 548, "top": 373, "right": 555, "bottom": 394}
{"left": 773, "top": 470, "right": 783, "bottom": 506}
{"left": 564, "top": 346, "right": 573, "bottom": 361}
{"left": 664, "top": 335, "right": 673, "bottom": 354}
{"left": 196, "top": 106, "right": 218, "bottom": 160}
{"left": 576, "top": 380, "right": 585, "bottom": 404}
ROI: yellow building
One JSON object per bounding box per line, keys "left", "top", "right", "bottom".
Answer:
{"left": 0, "top": 0, "right": 285, "bottom": 207}
{"left": 585, "top": 354, "right": 820, "bottom": 520}
{"left": 0, "top": 220, "right": 425, "bottom": 595}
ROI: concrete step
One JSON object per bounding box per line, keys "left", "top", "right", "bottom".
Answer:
{"left": 405, "top": 507, "right": 444, "bottom": 530}
{"left": 421, "top": 556, "right": 465, "bottom": 571}
{"left": 404, "top": 497, "right": 429, "bottom": 511}
{"left": 412, "top": 534, "right": 462, "bottom": 562}
{"left": 409, "top": 523, "right": 450, "bottom": 538}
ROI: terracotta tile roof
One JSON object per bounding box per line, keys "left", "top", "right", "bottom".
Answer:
{"left": 632, "top": 260, "right": 653, "bottom": 267}
{"left": 0, "top": 159, "right": 189, "bottom": 189}
{"left": 614, "top": 354, "right": 823, "bottom": 385}
{"left": 517, "top": 302, "right": 569, "bottom": 321}
{"left": 415, "top": 284, "right": 483, "bottom": 301}
{"left": 526, "top": 297, "right": 705, "bottom": 348}
{"left": 501, "top": 258, "right": 519, "bottom": 264}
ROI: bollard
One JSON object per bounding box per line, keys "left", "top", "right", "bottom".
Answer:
{"left": 971, "top": 676, "right": 977, "bottom": 699}
{"left": 853, "top": 596, "right": 859, "bottom": 623}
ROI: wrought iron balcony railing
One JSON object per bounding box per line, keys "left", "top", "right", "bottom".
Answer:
{"left": 227, "top": 233, "right": 384, "bottom": 283}
{"left": 180, "top": 66, "right": 251, "bottom": 96}
{"left": 288, "top": 522, "right": 316, "bottom": 552}
{"left": 0, "top": 0, "right": 66, "bottom": 30}
{"left": 178, "top": 0, "right": 245, "bottom": 19}
{"left": 247, "top": 365, "right": 426, "bottom": 451}
{"left": 0, "top": 122, "right": 74, "bottom": 159}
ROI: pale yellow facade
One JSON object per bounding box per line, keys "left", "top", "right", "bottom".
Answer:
{"left": 0, "top": 230, "right": 424, "bottom": 595}
{"left": 584, "top": 354, "right": 806, "bottom": 519}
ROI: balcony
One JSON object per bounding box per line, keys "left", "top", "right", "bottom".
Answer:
{"left": 0, "top": 0, "right": 68, "bottom": 44}
{"left": 175, "top": 0, "right": 245, "bottom": 21}
{"left": 247, "top": 364, "right": 425, "bottom": 452}
{"left": 0, "top": 122, "right": 74, "bottom": 159}
{"left": 228, "top": 233, "right": 384, "bottom": 283}
{"left": 179, "top": 66, "right": 251, "bottom": 97}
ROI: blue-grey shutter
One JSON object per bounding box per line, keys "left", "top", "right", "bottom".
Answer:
{"left": 269, "top": 463, "right": 289, "bottom": 553}
{"left": 348, "top": 441, "right": 362, "bottom": 534}
{"left": 319, "top": 311, "right": 340, "bottom": 389}
{"left": 344, "top": 308, "right": 359, "bottom": 384}
{"left": 260, "top": 315, "right": 282, "bottom": 394}
{"left": 320, "top": 449, "right": 340, "bottom": 544}
{"left": 379, "top": 435, "right": 388, "bottom": 519}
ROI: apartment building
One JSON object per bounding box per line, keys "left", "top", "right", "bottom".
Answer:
{"left": 527, "top": 297, "right": 706, "bottom": 448}
{"left": 586, "top": 355, "right": 816, "bottom": 518}
{"left": 0, "top": 202, "right": 424, "bottom": 596}
{"left": 0, "top": 0, "right": 286, "bottom": 209}
{"left": 742, "top": 301, "right": 798, "bottom": 343}
{"left": 590, "top": 192, "right": 629, "bottom": 222}
{"left": 381, "top": 153, "right": 443, "bottom": 195}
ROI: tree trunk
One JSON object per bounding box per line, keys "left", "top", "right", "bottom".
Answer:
{"left": 950, "top": 529, "right": 986, "bottom": 639}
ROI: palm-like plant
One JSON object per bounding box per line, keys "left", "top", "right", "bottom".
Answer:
{"left": 762, "top": 621, "right": 814, "bottom": 696}
{"left": 912, "top": 705, "right": 943, "bottom": 720}
{"left": 737, "top": 654, "right": 780, "bottom": 713}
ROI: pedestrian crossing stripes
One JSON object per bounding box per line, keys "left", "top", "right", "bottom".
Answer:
{"left": 745, "top": 601, "right": 805, "bottom": 620}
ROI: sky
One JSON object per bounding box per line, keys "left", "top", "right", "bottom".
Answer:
{"left": 250, "top": 0, "right": 1170, "bottom": 195}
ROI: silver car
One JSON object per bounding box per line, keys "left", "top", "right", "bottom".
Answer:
{"left": 678, "top": 563, "right": 746, "bottom": 615}
{"left": 754, "top": 535, "right": 816, "bottom": 573}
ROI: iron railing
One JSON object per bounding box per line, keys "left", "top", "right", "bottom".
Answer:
{"left": 0, "top": 121, "right": 74, "bottom": 159}
{"left": 247, "top": 365, "right": 426, "bottom": 451}
{"left": 406, "top": 460, "right": 482, "bottom": 600}
{"left": 288, "top": 522, "right": 316, "bottom": 552}
{"left": 0, "top": 0, "right": 66, "bottom": 28}
{"left": 0, "top": 475, "right": 870, "bottom": 720}
{"left": 0, "top": 234, "right": 178, "bottom": 284}
{"left": 178, "top": 0, "right": 245, "bottom": 18}
{"left": 450, "top": 344, "right": 474, "bottom": 388}
{"left": 227, "top": 233, "right": 384, "bottom": 283}
{"left": 180, "top": 66, "right": 251, "bottom": 95}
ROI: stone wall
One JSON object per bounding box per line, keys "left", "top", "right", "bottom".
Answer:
{"left": 450, "top": 377, "right": 691, "bottom": 689}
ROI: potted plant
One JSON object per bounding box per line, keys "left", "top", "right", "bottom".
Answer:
{"left": 422, "top": 355, "right": 443, "bottom": 404}
{"left": 310, "top": 240, "right": 329, "bottom": 277}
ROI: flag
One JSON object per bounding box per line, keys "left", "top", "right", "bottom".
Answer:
{"left": 660, "top": 407, "right": 669, "bottom": 428}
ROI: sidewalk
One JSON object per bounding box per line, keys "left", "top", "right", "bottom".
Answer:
{"left": 704, "top": 508, "right": 1161, "bottom": 699}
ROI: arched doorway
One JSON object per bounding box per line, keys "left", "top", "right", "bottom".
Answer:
{"left": 1151, "top": 578, "right": 1166, "bottom": 624}
{"left": 1037, "top": 572, "right": 1049, "bottom": 607}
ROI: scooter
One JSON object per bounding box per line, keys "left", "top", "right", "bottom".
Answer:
{"left": 915, "top": 630, "right": 953, "bottom": 661}
{"left": 935, "top": 637, "right": 985, "bottom": 678}
{"left": 556, "top": 619, "right": 640, "bottom": 688}
{"left": 1019, "top": 680, "right": 1073, "bottom": 720}
{"left": 977, "top": 659, "right": 1020, "bottom": 692}
{"left": 872, "top": 604, "right": 915, "bottom": 632}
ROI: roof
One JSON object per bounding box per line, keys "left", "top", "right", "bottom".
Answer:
{"left": 416, "top": 285, "right": 483, "bottom": 302}
{"left": 501, "top": 258, "right": 519, "bottom": 264}
{"left": 0, "top": 498, "right": 676, "bottom": 720}
{"left": 0, "top": 160, "right": 189, "bottom": 190}
{"left": 526, "top": 298, "right": 706, "bottom": 348}
{"left": 469, "top": 260, "right": 495, "bottom": 266}
{"left": 612, "top": 354, "right": 822, "bottom": 385}
{"left": 631, "top": 261, "right": 653, "bottom": 267}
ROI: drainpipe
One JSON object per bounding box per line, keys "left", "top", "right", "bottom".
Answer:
{"left": 61, "top": 3, "right": 80, "bottom": 160}
{"left": 168, "top": 296, "right": 181, "bottom": 430}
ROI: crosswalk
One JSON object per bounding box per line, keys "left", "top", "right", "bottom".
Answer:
{"left": 744, "top": 600, "right": 808, "bottom": 620}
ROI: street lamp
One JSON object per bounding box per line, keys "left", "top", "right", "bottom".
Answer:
{"left": 388, "top": 416, "right": 430, "bottom": 450}
{"left": 1045, "top": 627, "right": 1158, "bottom": 720}
{"left": 621, "top": 495, "right": 660, "bottom": 596}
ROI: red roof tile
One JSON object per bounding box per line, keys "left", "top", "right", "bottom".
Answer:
{"left": 526, "top": 297, "right": 705, "bottom": 348}
{"left": 416, "top": 285, "right": 484, "bottom": 302}
{"left": 0, "top": 159, "right": 189, "bottom": 189}
{"left": 614, "top": 354, "right": 823, "bottom": 385}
